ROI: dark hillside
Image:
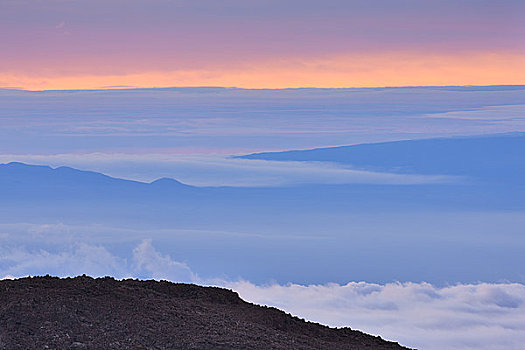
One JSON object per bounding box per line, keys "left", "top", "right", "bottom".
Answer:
{"left": 0, "top": 276, "right": 411, "bottom": 350}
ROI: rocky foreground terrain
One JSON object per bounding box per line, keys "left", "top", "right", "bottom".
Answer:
{"left": 0, "top": 276, "right": 411, "bottom": 349}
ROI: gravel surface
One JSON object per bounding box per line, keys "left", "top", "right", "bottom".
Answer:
{"left": 0, "top": 276, "right": 411, "bottom": 350}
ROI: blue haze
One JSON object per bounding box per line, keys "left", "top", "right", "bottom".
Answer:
{"left": 1, "top": 134, "right": 525, "bottom": 284}
{"left": 0, "top": 86, "right": 525, "bottom": 286}
{"left": 1, "top": 86, "right": 525, "bottom": 156}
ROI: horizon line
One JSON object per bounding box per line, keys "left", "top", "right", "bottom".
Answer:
{"left": 2, "top": 84, "right": 525, "bottom": 93}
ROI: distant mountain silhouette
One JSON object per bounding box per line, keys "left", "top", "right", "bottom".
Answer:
{"left": 239, "top": 133, "right": 525, "bottom": 183}
{"left": 0, "top": 162, "right": 189, "bottom": 187}
{"left": 2, "top": 134, "right": 525, "bottom": 214}
{"left": 0, "top": 162, "right": 192, "bottom": 199}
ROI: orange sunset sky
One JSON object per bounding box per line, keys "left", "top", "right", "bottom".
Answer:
{"left": 1, "top": 0, "right": 524, "bottom": 90}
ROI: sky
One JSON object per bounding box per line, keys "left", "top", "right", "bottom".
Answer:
{"left": 1, "top": 0, "right": 524, "bottom": 90}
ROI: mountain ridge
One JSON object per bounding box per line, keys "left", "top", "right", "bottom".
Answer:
{"left": 237, "top": 133, "right": 525, "bottom": 181}
{"left": 0, "top": 276, "right": 411, "bottom": 350}
{"left": 0, "top": 162, "right": 191, "bottom": 188}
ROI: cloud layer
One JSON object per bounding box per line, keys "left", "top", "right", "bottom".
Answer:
{"left": 1, "top": 87, "right": 524, "bottom": 157}
{"left": 0, "top": 239, "right": 195, "bottom": 283}
{"left": 1, "top": 237, "right": 524, "bottom": 350}
{"left": 0, "top": 154, "right": 455, "bottom": 186}
{"left": 224, "top": 280, "right": 525, "bottom": 350}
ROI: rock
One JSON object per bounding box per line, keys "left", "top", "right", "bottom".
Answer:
{"left": 0, "top": 276, "right": 412, "bottom": 350}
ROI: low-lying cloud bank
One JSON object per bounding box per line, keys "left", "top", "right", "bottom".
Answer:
{"left": 221, "top": 280, "right": 525, "bottom": 350}
{"left": 0, "top": 154, "right": 455, "bottom": 187}
{"left": 1, "top": 240, "right": 524, "bottom": 350}
{"left": 0, "top": 240, "right": 196, "bottom": 284}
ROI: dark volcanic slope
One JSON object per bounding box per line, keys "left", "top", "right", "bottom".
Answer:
{"left": 0, "top": 276, "right": 410, "bottom": 350}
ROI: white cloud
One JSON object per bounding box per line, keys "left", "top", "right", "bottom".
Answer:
{"left": 217, "top": 280, "right": 525, "bottom": 350}
{"left": 0, "top": 154, "right": 455, "bottom": 186}
{"left": 1, "top": 238, "right": 524, "bottom": 350}
{"left": 133, "top": 239, "right": 196, "bottom": 282}
{"left": 0, "top": 243, "right": 130, "bottom": 278}
{"left": 426, "top": 105, "right": 525, "bottom": 123}
{"left": 0, "top": 239, "right": 196, "bottom": 283}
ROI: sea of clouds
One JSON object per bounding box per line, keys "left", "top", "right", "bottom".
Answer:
{"left": 1, "top": 238, "right": 523, "bottom": 350}
{"left": 0, "top": 153, "right": 455, "bottom": 187}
